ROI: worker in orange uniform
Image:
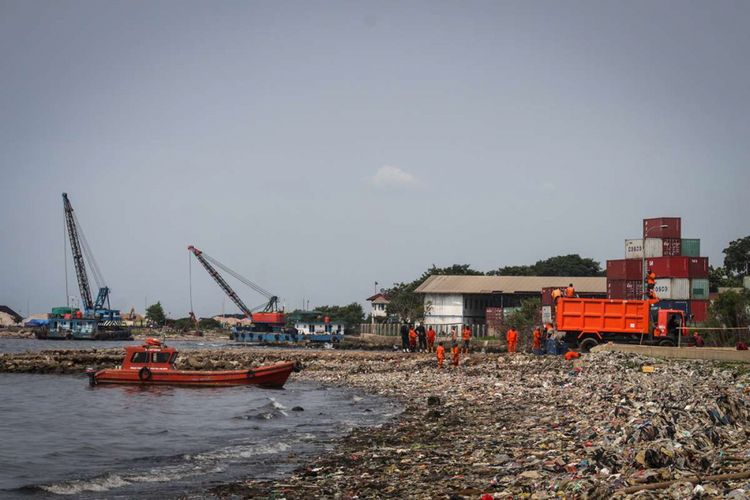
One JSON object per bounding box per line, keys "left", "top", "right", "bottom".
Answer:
{"left": 551, "top": 288, "right": 562, "bottom": 304}
{"left": 506, "top": 327, "right": 518, "bottom": 354}
{"left": 461, "top": 325, "right": 472, "bottom": 354}
{"left": 436, "top": 341, "right": 445, "bottom": 368}
{"left": 408, "top": 326, "right": 417, "bottom": 352}
{"left": 532, "top": 327, "right": 542, "bottom": 351}
{"left": 646, "top": 269, "right": 656, "bottom": 292}
{"left": 427, "top": 326, "right": 436, "bottom": 352}
{"left": 565, "top": 283, "right": 576, "bottom": 298}
{"left": 564, "top": 350, "right": 580, "bottom": 361}
{"left": 451, "top": 342, "right": 460, "bottom": 367}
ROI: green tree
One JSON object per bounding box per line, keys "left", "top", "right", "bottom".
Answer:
{"left": 504, "top": 298, "right": 541, "bottom": 348}
{"left": 199, "top": 317, "right": 222, "bottom": 330}
{"left": 145, "top": 302, "right": 166, "bottom": 326}
{"left": 708, "top": 289, "right": 750, "bottom": 329}
{"left": 313, "top": 302, "right": 365, "bottom": 333}
{"left": 173, "top": 317, "right": 194, "bottom": 331}
{"left": 487, "top": 254, "right": 603, "bottom": 276}
{"left": 709, "top": 266, "right": 741, "bottom": 292}
{"left": 723, "top": 236, "right": 750, "bottom": 278}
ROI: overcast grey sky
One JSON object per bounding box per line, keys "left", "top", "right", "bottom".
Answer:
{"left": 1, "top": 0, "right": 748, "bottom": 317}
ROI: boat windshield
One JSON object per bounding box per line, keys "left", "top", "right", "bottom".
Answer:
{"left": 131, "top": 352, "right": 149, "bottom": 363}
{"left": 152, "top": 352, "right": 171, "bottom": 363}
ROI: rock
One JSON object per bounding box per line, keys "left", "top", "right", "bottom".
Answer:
{"left": 292, "top": 406, "right": 304, "bottom": 412}
{"left": 427, "top": 395, "right": 440, "bottom": 406}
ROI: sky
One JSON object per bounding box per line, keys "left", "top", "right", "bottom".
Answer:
{"left": 1, "top": 0, "right": 749, "bottom": 318}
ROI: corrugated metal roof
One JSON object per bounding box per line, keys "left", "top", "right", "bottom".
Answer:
{"left": 414, "top": 275, "right": 607, "bottom": 294}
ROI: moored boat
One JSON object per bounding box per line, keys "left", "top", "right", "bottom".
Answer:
{"left": 88, "top": 338, "right": 300, "bottom": 388}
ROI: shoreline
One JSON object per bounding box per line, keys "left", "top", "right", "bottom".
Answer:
{"left": 2, "top": 347, "right": 750, "bottom": 498}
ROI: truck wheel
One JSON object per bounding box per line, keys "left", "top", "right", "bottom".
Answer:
{"left": 658, "top": 339, "right": 675, "bottom": 347}
{"left": 579, "top": 338, "right": 599, "bottom": 353}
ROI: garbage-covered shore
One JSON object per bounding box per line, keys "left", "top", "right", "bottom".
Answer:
{"left": 209, "top": 350, "right": 750, "bottom": 499}
{"left": 2, "top": 347, "right": 750, "bottom": 498}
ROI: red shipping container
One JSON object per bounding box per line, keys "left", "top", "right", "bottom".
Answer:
{"left": 690, "top": 300, "right": 708, "bottom": 322}
{"left": 541, "top": 287, "right": 554, "bottom": 306}
{"left": 643, "top": 217, "right": 681, "bottom": 239}
{"left": 485, "top": 307, "right": 504, "bottom": 327}
{"left": 662, "top": 238, "right": 682, "bottom": 257}
{"left": 688, "top": 257, "right": 709, "bottom": 278}
{"left": 645, "top": 256, "right": 690, "bottom": 278}
{"left": 607, "top": 259, "right": 643, "bottom": 280}
{"left": 607, "top": 280, "right": 643, "bottom": 299}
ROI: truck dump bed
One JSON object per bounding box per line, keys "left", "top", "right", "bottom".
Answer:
{"left": 557, "top": 298, "right": 650, "bottom": 336}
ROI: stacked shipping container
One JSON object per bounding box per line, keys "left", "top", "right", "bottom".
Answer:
{"left": 607, "top": 217, "right": 710, "bottom": 321}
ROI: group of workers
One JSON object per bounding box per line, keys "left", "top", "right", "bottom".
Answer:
{"left": 551, "top": 283, "right": 578, "bottom": 303}
{"left": 399, "top": 323, "right": 473, "bottom": 355}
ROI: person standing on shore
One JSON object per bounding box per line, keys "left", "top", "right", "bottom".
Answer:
{"left": 408, "top": 325, "right": 417, "bottom": 352}
{"left": 506, "top": 327, "right": 518, "bottom": 354}
{"left": 532, "top": 327, "right": 541, "bottom": 351}
{"left": 450, "top": 327, "right": 458, "bottom": 345}
{"left": 416, "top": 323, "right": 427, "bottom": 352}
{"left": 461, "top": 325, "right": 472, "bottom": 354}
{"left": 427, "top": 326, "right": 436, "bottom": 352}
{"left": 451, "top": 342, "right": 460, "bottom": 367}
{"left": 400, "top": 322, "right": 409, "bottom": 352}
{"left": 436, "top": 341, "right": 445, "bottom": 368}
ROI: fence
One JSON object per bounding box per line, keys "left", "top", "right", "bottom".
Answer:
{"left": 359, "top": 323, "right": 491, "bottom": 338}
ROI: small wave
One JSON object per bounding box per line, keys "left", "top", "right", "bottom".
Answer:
{"left": 192, "top": 441, "right": 291, "bottom": 462}
{"left": 39, "top": 473, "right": 130, "bottom": 495}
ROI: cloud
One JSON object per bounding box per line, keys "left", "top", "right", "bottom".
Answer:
{"left": 369, "top": 165, "right": 418, "bottom": 189}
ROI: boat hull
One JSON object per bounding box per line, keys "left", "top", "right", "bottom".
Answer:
{"left": 93, "top": 361, "right": 297, "bottom": 388}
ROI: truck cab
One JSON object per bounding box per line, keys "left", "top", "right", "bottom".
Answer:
{"left": 651, "top": 308, "right": 687, "bottom": 342}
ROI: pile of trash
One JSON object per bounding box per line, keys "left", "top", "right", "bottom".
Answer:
{"left": 212, "top": 350, "right": 750, "bottom": 499}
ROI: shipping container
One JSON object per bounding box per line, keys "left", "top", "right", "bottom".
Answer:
{"left": 662, "top": 238, "right": 682, "bottom": 257}
{"left": 646, "top": 256, "right": 690, "bottom": 278}
{"left": 688, "top": 257, "right": 709, "bottom": 278}
{"left": 654, "top": 299, "right": 691, "bottom": 317}
{"left": 690, "top": 300, "right": 709, "bottom": 322}
{"left": 690, "top": 279, "right": 710, "bottom": 299}
{"left": 607, "top": 259, "right": 643, "bottom": 280}
{"left": 644, "top": 238, "right": 663, "bottom": 258}
{"left": 541, "top": 306, "right": 552, "bottom": 324}
{"left": 625, "top": 239, "right": 644, "bottom": 259}
{"left": 541, "top": 287, "right": 555, "bottom": 306}
{"left": 485, "top": 307, "right": 504, "bottom": 326}
{"left": 643, "top": 217, "right": 681, "bottom": 239}
{"left": 607, "top": 279, "right": 643, "bottom": 300}
{"left": 681, "top": 238, "right": 701, "bottom": 257}
{"left": 653, "top": 278, "right": 690, "bottom": 300}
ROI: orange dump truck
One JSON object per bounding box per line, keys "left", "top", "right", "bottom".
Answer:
{"left": 556, "top": 298, "right": 687, "bottom": 352}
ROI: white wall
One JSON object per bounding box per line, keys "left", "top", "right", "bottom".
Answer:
{"left": 423, "top": 293, "right": 464, "bottom": 326}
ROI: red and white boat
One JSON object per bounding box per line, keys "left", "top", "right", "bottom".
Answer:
{"left": 87, "top": 338, "right": 300, "bottom": 388}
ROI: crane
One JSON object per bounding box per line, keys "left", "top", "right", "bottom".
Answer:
{"left": 187, "top": 246, "right": 280, "bottom": 318}
{"left": 62, "top": 193, "right": 112, "bottom": 313}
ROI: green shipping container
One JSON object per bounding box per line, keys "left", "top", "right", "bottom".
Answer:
{"left": 681, "top": 238, "right": 701, "bottom": 257}
{"left": 51, "top": 307, "right": 73, "bottom": 315}
{"left": 691, "top": 279, "right": 710, "bottom": 299}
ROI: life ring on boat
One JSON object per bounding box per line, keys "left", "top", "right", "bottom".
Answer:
{"left": 293, "top": 361, "right": 303, "bottom": 373}
{"left": 138, "top": 367, "right": 152, "bottom": 381}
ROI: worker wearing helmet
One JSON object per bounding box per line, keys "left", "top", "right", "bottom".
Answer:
{"left": 506, "top": 327, "right": 518, "bottom": 354}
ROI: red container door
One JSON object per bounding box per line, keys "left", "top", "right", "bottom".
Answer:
{"left": 662, "top": 238, "right": 682, "bottom": 257}
{"left": 646, "top": 257, "right": 690, "bottom": 278}
{"left": 607, "top": 280, "right": 626, "bottom": 299}
{"left": 643, "top": 217, "right": 681, "bottom": 239}
{"left": 688, "top": 257, "right": 709, "bottom": 278}
{"left": 541, "top": 287, "right": 554, "bottom": 306}
{"left": 690, "top": 300, "right": 708, "bottom": 322}
{"left": 607, "top": 259, "right": 643, "bottom": 280}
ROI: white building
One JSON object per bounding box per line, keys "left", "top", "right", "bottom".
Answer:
{"left": 294, "top": 321, "right": 344, "bottom": 335}
{"left": 415, "top": 275, "right": 607, "bottom": 329}
{"left": 366, "top": 293, "right": 390, "bottom": 320}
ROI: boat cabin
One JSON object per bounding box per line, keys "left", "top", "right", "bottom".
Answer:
{"left": 122, "top": 339, "right": 177, "bottom": 371}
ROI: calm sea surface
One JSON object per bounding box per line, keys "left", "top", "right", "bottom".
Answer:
{"left": 0, "top": 374, "right": 399, "bottom": 499}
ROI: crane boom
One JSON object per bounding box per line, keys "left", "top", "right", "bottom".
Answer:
{"left": 63, "top": 193, "right": 94, "bottom": 310}
{"left": 188, "top": 246, "right": 254, "bottom": 317}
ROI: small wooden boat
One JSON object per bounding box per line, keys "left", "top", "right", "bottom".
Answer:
{"left": 87, "top": 338, "right": 300, "bottom": 388}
